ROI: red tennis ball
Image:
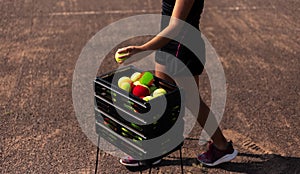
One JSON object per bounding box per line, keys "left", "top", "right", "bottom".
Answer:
{"left": 132, "top": 85, "right": 150, "bottom": 97}
{"left": 139, "top": 71, "right": 154, "bottom": 86}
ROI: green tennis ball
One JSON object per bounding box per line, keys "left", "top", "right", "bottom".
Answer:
{"left": 130, "top": 123, "right": 143, "bottom": 131}
{"left": 121, "top": 132, "right": 129, "bottom": 137}
{"left": 118, "top": 76, "right": 131, "bottom": 88}
{"left": 130, "top": 72, "right": 142, "bottom": 82}
{"left": 115, "top": 51, "right": 128, "bottom": 63}
{"left": 120, "top": 82, "right": 132, "bottom": 92}
{"left": 152, "top": 88, "right": 167, "bottom": 98}
{"left": 139, "top": 71, "right": 154, "bottom": 86}
{"left": 149, "top": 85, "right": 157, "bottom": 94}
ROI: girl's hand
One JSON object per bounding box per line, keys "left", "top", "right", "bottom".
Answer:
{"left": 115, "top": 46, "right": 145, "bottom": 64}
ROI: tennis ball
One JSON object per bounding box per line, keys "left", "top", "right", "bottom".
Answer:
{"left": 119, "top": 81, "right": 132, "bottom": 92}
{"left": 149, "top": 85, "right": 157, "bottom": 94}
{"left": 115, "top": 50, "right": 129, "bottom": 63}
{"left": 142, "top": 96, "right": 154, "bottom": 101}
{"left": 133, "top": 81, "right": 142, "bottom": 86}
{"left": 118, "top": 76, "right": 131, "bottom": 88}
{"left": 152, "top": 88, "right": 167, "bottom": 97}
{"left": 132, "top": 84, "right": 150, "bottom": 97}
{"left": 131, "top": 123, "right": 143, "bottom": 131}
{"left": 139, "top": 71, "right": 154, "bottom": 86}
{"left": 130, "top": 72, "right": 142, "bottom": 82}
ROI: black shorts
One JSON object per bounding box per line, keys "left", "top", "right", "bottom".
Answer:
{"left": 155, "top": 38, "right": 205, "bottom": 77}
{"left": 157, "top": 0, "right": 205, "bottom": 77}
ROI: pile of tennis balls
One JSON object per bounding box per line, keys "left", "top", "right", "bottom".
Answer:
{"left": 117, "top": 71, "right": 167, "bottom": 101}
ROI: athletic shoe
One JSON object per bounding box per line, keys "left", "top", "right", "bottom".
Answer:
{"left": 197, "top": 141, "right": 238, "bottom": 166}
{"left": 119, "top": 156, "right": 162, "bottom": 167}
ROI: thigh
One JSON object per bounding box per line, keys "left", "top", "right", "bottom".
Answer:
{"left": 155, "top": 62, "right": 201, "bottom": 113}
{"left": 175, "top": 75, "right": 200, "bottom": 112}
{"left": 155, "top": 63, "right": 176, "bottom": 84}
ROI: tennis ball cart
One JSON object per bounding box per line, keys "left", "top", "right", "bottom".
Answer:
{"left": 94, "top": 66, "right": 185, "bottom": 174}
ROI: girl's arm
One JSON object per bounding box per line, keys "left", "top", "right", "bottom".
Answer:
{"left": 117, "top": 0, "right": 195, "bottom": 62}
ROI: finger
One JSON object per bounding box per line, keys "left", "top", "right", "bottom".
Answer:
{"left": 117, "top": 60, "right": 124, "bottom": 64}
{"left": 117, "top": 52, "right": 130, "bottom": 59}
{"left": 117, "top": 48, "right": 130, "bottom": 54}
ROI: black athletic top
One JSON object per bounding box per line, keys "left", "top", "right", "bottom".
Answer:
{"left": 156, "top": 0, "right": 205, "bottom": 76}
{"left": 161, "top": 0, "right": 204, "bottom": 29}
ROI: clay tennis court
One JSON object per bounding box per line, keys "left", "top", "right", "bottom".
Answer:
{"left": 1, "top": 0, "right": 299, "bottom": 173}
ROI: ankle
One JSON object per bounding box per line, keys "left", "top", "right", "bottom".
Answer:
{"left": 213, "top": 142, "right": 229, "bottom": 151}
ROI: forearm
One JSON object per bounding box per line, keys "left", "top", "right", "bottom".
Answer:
{"left": 140, "top": 35, "right": 171, "bottom": 51}
{"left": 116, "top": 0, "right": 194, "bottom": 60}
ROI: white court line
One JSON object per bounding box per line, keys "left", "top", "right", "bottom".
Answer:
{"left": 50, "top": 9, "right": 161, "bottom": 16}
{"left": 207, "top": 6, "right": 276, "bottom": 11}
{"left": 49, "top": 6, "right": 276, "bottom": 16}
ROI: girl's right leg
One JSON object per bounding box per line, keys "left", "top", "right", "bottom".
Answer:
{"left": 155, "top": 63, "right": 237, "bottom": 166}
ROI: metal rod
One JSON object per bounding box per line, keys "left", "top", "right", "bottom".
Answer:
{"left": 138, "top": 162, "right": 142, "bottom": 174}
{"left": 148, "top": 164, "right": 152, "bottom": 174}
{"left": 95, "top": 135, "right": 101, "bottom": 174}
{"left": 179, "top": 147, "right": 184, "bottom": 174}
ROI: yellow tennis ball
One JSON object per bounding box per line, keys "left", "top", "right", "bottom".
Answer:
{"left": 142, "top": 96, "right": 154, "bottom": 101}
{"left": 130, "top": 72, "right": 142, "bottom": 82}
{"left": 152, "top": 88, "right": 167, "bottom": 98}
{"left": 133, "top": 81, "right": 142, "bottom": 86}
{"left": 115, "top": 51, "right": 128, "bottom": 63}
{"left": 120, "top": 82, "right": 132, "bottom": 92}
{"left": 118, "top": 76, "right": 131, "bottom": 88}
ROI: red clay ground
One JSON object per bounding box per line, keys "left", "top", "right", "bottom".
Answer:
{"left": 1, "top": 0, "right": 299, "bottom": 173}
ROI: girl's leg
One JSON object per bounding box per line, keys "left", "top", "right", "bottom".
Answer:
{"left": 155, "top": 63, "right": 228, "bottom": 150}
{"left": 155, "top": 63, "right": 176, "bottom": 84}
{"left": 155, "top": 63, "right": 238, "bottom": 166}
{"left": 193, "top": 76, "right": 228, "bottom": 150}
